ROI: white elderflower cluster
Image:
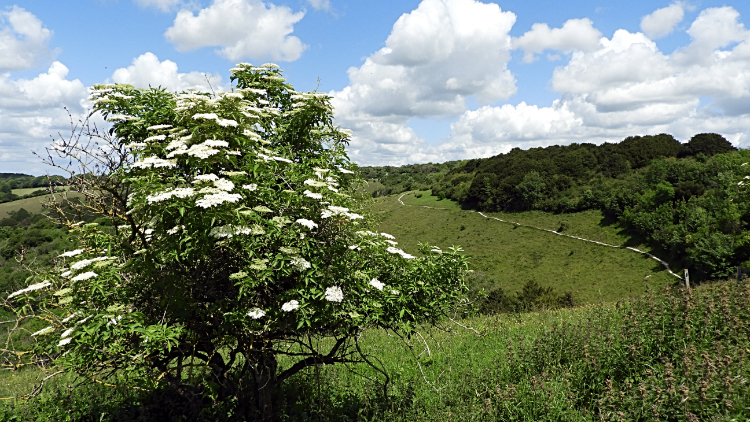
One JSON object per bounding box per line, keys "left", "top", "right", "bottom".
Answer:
{"left": 124, "top": 142, "right": 147, "bottom": 149}
{"left": 8, "top": 281, "right": 52, "bottom": 299}
{"left": 193, "top": 113, "right": 218, "bottom": 120}
{"left": 146, "top": 188, "right": 196, "bottom": 204}
{"left": 194, "top": 173, "right": 219, "bottom": 183}
{"left": 243, "top": 184, "right": 258, "bottom": 191}
{"left": 166, "top": 225, "right": 185, "bottom": 235}
{"left": 249, "top": 259, "right": 268, "bottom": 270}
{"left": 229, "top": 271, "right": 248, "bottom": 280}
{"left": 132, "top": 156, "right": 177, "bottom": 169}
{"left": 386, "top": 246, "right": 415, "bottom": 260}
{"left": 196, "top": 192, "right": 242, "bottom": 208}
{"left": 338, "top": 168, "right": 354, "bottom": 174}
{"left": 282, "top": 300, "right": 299, "bottom": 312}
{"left": 168, "top": 142, "right": 221, "bottom": 159}
{"left": 369, "top": 278, "right": 384, "bottom": 291}
{"left": 321, "top": 206, "right": 363, "bottom": 220}
{"left": 303, "top": 190, "right": 322, "bottom": 199}
{"left": 213, "top": 179, "right": 235, "bottom": 191}
{"left": 203, "top": 139, "right": 229, "bottom": 148}
{"left": 289, "top": 257, "right": 311, "bottom": 271}
{"left": 58, "top": 338, "right": 72, "bottom": 347}
{"left": 272, "top": 156, "right": 292, "bottom": 163}
{"left": 31, "top": 326, "right": 54, "bottom": 336}
{"left": 70, "top": 256, "right": 110, "bottom": 270}
{"left": 304, "top": 179, "right": 328, "bottom": 188}
{"left": 147, "top": 124, "right": 172, "bottom": 131}
{"left": 324, "top": 286, "right": 343, "bottom": 302}
{"left": 221, "top": 171, "right": 247, "bottom": 177}
{"left": 209, "top": 225, "right": 252, "bottom": 238}
{"left": 165, "top": 139, "right": 187, "bottom": 151}
{"left": 59, "top": 249, "right": 84, "bottom": 258}
{"left": 295, "top": 219, "right": 318, "bottom": 229}
{"left": 72, "top": 272, "right": 98, "bottom": 282}
{"left": 247, "top": 308, "right": 266, "bottom": 319}
{"left": 144, "top": 134, "right": 166, "bottom": 142}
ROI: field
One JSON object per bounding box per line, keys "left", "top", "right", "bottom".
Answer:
{"left": 371, "top": 191, "right": 678, "bottom": 304}
{"left": 0, "top": 191, "right": 80, "bottom": 219}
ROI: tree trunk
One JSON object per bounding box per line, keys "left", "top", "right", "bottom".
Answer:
{"left": 255, "top": 353, "right": 278, "bottom": 421}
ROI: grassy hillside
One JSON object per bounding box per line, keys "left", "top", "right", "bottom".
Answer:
{"left": 372, "top": 191, "right": 678, "bottom": 304}
{"left": 0, "top": 191, "right": 80, "bottom": 220}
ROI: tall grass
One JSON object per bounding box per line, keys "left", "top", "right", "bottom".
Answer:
{"left": 2, "top": 281, "right": 748, "bottom": 421}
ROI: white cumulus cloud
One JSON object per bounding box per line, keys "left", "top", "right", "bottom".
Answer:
{"left": 430, "top": 6, "right": 750, "bottom": 161}
{"left": 110, "top": 52, "right": 227, "bottom": 92}
{"left": 164, "top": 0, "right": 306, "bottom": 62}
{"left": 331, "top": 0, "right": 517, "bottom": 165}
{"left": 513, "top": 18, "right": 602, "bottom": 63}
{"left": 641, "top": 2, "right": 685, "bottom": 39}
{"left": 0, "top": 6, "right": 54, "bottom": 71}
{"left": 0, "top": 62, "right": 88, "bottom": 173}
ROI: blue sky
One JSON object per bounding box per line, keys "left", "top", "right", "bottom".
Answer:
{"left": 2, "top": 0, "right": 750, "bottom": 174}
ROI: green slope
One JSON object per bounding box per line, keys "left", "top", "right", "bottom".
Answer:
{"left": 371, "top": 191, "right": 679, "bottom": 304}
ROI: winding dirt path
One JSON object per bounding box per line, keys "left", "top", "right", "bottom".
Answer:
{"left": 397, "top": 192, "right": 682, "bottom": 279}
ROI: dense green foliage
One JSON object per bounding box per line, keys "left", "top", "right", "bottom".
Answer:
{"left": 0, "top": 209, "right": 75, "bottom": 306}
{"left": 4, "top": 281, "right": 748, "bottom": 421}
{"left": 359, "top": 161, "right": 465, "bottom": 197}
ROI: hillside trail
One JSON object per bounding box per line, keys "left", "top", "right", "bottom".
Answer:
{"left": 396, "top": 192, "right": 682, "bottom": 280}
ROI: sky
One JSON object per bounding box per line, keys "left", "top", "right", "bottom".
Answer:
{"left": 1, "top": 0, "right": 750, "bottom": 175}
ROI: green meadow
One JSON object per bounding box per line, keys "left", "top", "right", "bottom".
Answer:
{"left": 372, "top": 191, "right": 677, "bottom": 304}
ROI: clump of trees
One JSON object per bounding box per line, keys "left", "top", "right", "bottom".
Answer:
{"left": 3, "top": 64, "right": 470, "bottom": 421}
{"left": 0, "top": 174, "right": 66, "bottom": 204}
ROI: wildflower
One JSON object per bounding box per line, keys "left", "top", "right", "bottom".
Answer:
{"left": 391, "top": 290, "right": 400, "bottom": 295}
{"left": 247, "top": 308, "right": 266, "bottom": 319}
{"left": 221, "top": 171, "right": 247, "bottom": 177}
{"left": 71, "top": 271, "right": 98, "bottom": 281}
{"left": 304, "top": 179, "right": 327, "bottom": 187}
{"left": 59, "top": 249, "right": 84, "bottom": 257}
{"left": 380, "top": 233, "right": 395, "bottom": 240}
{"left": 304, "top": 190, "right": 323, "bottom": 199}
{"left": 8, "top": 281, "right": 52, "bottom": 299}
{"left": 272, "top": 156, "right": 292, "bottom": 163}
{"left": 430, "top": 248, "right": 442, "bottom": 254}
{"left": 60, "top": 271, "right": 72, "bottom": 277}
{"left": 296, "top": 219, "right": 318, "bottom": 229}
{"left": 369, "top": 278, "right": 384, "bottom": 291}
{"left": 339, "top": 168, "right": 354, "bottom": 174}
{"left": 325, "top": 286, "right": 344, "bottom": 302}
{"left": 282, "top": 300, "right": 299, "bottom": 312}
{"left": 61, "top": 328, "right": 75, "bottom": 338}
{"left": 279, "top": 246, "right": 300, "bottom": 255}
{"left": 57, "top": 338, "right": 72, "bottom": 347}
{"left": 243, "top": 184, "right": 258, "bottom": 191}
{"left": 210, "top": 225, "right": 252, "bottom": 238}
{"left": 31, "top": 326, "right": 54, "bottom": 336}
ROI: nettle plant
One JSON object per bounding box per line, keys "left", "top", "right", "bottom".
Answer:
{"left": 5, "top": 63, "right": 469, "bottom": 420}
